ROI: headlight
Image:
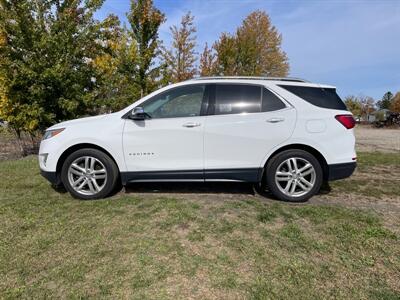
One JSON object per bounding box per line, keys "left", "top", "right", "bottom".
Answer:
{"left": 42, "top": 128, "right": 65, "bottom": 140}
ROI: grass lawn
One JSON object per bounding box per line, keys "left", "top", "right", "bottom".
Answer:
{"left": 0, "top": 153, "right": 399, "bottom": 299}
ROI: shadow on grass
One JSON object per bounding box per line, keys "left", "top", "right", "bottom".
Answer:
{"left": 124, "top": 181, "right": 334, "bottom": 200}
{"left": 125, "top": 181, "right": 257, "bottom": 195}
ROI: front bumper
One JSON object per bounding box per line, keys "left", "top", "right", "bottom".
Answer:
{"left": 40, "top": 170, "right": 61, "bottom": 186}
{"left": 327, "top": 162, "right": 356, "bottom": 181}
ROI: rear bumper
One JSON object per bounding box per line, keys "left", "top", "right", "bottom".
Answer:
{"left": 327, "top": 162, "right": 356, "bottom": 181}
{"left": 40, "top": 170, "right": 60, "bottom": 186}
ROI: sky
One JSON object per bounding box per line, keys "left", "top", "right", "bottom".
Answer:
{"left": 96, "top": 0, "right": 400, "bottom": 100}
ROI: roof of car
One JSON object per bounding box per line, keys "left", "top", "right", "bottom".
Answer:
{"left": 186, "top": 76, "right": 335, "bottom": 89}
{"left": 191, "top": 76, "right": 308, "bottom": 83}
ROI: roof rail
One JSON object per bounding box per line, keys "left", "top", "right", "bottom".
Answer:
{"left": 190, "top": 76, "right": 308, "bottom": 83}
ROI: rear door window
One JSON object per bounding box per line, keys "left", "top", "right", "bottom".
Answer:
{"left": 262, "top": 88, "right": 286, "bottom": 112}
{"left": 278, "top": 85, "right": 347, "bottom": 110}
{"left": 214, "top": 84, "right": 261, "bottom": 115}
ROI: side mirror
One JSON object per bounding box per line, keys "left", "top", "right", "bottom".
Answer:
{"left": 130, "top": 107, "right": 146, "bottom": 120}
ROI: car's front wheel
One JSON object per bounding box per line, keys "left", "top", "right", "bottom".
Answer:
{"left": 61, "top": 148, "right": 119, "bottom": 200}
{"left": 265, "top": 149, "right": 323, "bottom": 202}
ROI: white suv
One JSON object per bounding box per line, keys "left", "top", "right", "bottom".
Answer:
{"left": 39, "top": 77, "right": 356, "bottom": 202}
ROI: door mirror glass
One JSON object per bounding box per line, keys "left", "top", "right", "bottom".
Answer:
{"left": 130, "top": 107, "right": 146, "bottom": 120}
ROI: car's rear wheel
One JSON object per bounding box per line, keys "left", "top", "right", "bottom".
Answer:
{"left": 265, "top": 149, "right": 323, "bottom": 202}
{"left": 61, "top": 148, "right": 119, "bottom": 200}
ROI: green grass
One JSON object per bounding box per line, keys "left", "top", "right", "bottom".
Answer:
{"left": 330, "top": 152, "right": 400, "bottom": 198}
{"left": 0, "top": 154, "right": 399, "bottom": 299}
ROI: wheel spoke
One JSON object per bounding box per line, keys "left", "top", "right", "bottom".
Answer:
{"left": 301, "top": 168, "right": 314, "bottom": 177}
{"left": 284, "top": 180, "right": 293, "bottom": 192}
{"left": 93, "top": 168, "right": 106, "bottom": 175}
{"left": 298, "top": 163, "right": 312, "bottom": 173}
{"left": 77, "top": 178, "right": 87, "bottom": 190}
{"left": 297, "top": 180, "right": 308, "bottom": 191}
{"left": 290, "top": 180, "right": 297, "bottom": 194}
{"left": 290, "top": 158, "right": 298, "bottom": 172}
{"left": 93, "top": 174, "right": 106, "bottom": 179}
{"left": 87, "top": 179, "right": 96, "bottom": 193}
{"left": 90, "top": 157, "right": 95, "bottom": 172}
{"left": 72, "top": 176, "right": 85, "bottom": 187}
{"left": 276, "top": 171, "right": 291, "bottom": 181}
{"left": 299, "top": 177, "right": 312, "bottom": 188}
{"left": 286, "top": 160, "right": 293, "bottom": 172}
{"left": 91, "top": 178, "right": 100, "bottom": 192}
{"left": 84, "top": 157, "right": 90, "bottom": 171}
{"left": 70, "top": 168, "right": 83, "bottom": 176}
{"left": 71, "top": 163, "right": 85, "bottom": 173}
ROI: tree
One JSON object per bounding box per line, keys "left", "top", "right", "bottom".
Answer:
{"left": 359, "top": 95, "right": 376, "bottom": 120}
{"left": 390, "top": 92, "right": 400, "bottom": 112}
{"left": 199, "top": 43, "right": 215, "bottom": 76}
{"left": 344, "top": 95, "right": 362, "bottom": 117}
{"left": 235, "top": 10, "right": 289, "bottom": 76}
{"left": 213, "top": 33, "right": 237, "bottom": 75}
{"left": 127, "top": 0, "right": 165, "bottom": 96}
{"left": 376, "top": 91, "right": 393, "bottom": 110}
{"left": 0, "top": 0, "right": 105, "bottom": 137}
{"left": 211, "top": 10, "right": 289, "bottom": 77}
{"left": 92, "top": 15, "right": 142, "bottom": 112}
{"left": 162, "top": 12, "right": 197, "bottom": 83}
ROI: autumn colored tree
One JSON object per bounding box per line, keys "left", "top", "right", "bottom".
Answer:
{"left": 127, "top": 0, "right": 165, "bottom": 96}
{"left": 211, "top": 10, "right": 289, "bottom": 77}
{"left": 0, "top": 0, "right": 105, "bottom": 136}
{"left": 199, "top": 43, "right": 215, "bottom": 76}
{"left": 344, "top": 95, "right": 362, "bottom": 117}
{"left": 236, "top": 10, "right": 289, "bottom": 76}
{"left": 162, "top": 12, "right": 197, "bottom": 83}
{"left": 390, "top": 92, "right": 400, "bottom": 112}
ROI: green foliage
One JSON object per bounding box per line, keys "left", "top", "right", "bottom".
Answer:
{"left": 207, "top": 10, "right": 289, "bottom": 77}
{"left": 0, "top": 2, "right": 292, "bottom": 137}
{"left": 127, "top": 0, "right": 165, "bottom": 96}
{"left": 91, "top": 15, "right": 142, "bottom": 112}
{"left": 0, "top": 0, "right": 106, "bottom": 133}
{"left": 377, "top": 91, "right": 393, "bottom": 110}
{"left": 344, "top": 95, "right": 362, "bottom": 117}
{"left": 162, "top": 12, "right": 197, "bottom": 83}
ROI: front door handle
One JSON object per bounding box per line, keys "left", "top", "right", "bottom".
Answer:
{"left": 266, "top": 117, "right": 285, "bottom": 123}
{"left": 182, "top": 122, "right": 201, "bottom": 128}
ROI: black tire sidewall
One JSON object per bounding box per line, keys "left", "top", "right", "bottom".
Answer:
{"left": 61, "top": 148, "right": 119, "bottom": 200}
{"left": 266, "top": 149, "right": 323, "bottom": 202}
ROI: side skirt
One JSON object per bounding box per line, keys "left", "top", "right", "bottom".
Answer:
{"left": 121, "top": 168, "right": 262, "bottom": 185}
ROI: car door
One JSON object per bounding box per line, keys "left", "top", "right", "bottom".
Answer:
{"left": 203, "top": 83, "right": 296, "bottom": 181}
{"left": 122, "top": 84, "right": 209, "bottom": 181}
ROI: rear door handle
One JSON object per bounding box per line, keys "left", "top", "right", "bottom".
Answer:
{"left": 182, "top": 122, "right": 201, "bottom": 128}
{"left": 266, "top": 117, "right": 285, "bottom": 123}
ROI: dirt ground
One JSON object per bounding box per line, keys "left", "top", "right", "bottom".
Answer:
{"left": 355, "top": 126, "right": 400, "bottom": 153}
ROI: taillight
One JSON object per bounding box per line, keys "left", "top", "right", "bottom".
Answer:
{"left": 335, "top": 115, "right": 355, "bottom": 129}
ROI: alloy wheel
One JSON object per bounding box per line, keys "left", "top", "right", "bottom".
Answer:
{"left": 67, "top": 156, "right": 107, "bottom": 196}
{"left": 274, "top": 157, "right": 316, "bottom": 198}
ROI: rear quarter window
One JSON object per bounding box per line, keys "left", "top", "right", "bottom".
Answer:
{"left": 278, "top": 85, "right": 347, "bottom": 110}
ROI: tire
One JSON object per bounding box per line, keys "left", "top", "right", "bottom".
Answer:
{"left": 61, "top": 148, "right": 119, "bottom": 200}
{"left": 265, "top": 149, "right": 323, "bottom": 202}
